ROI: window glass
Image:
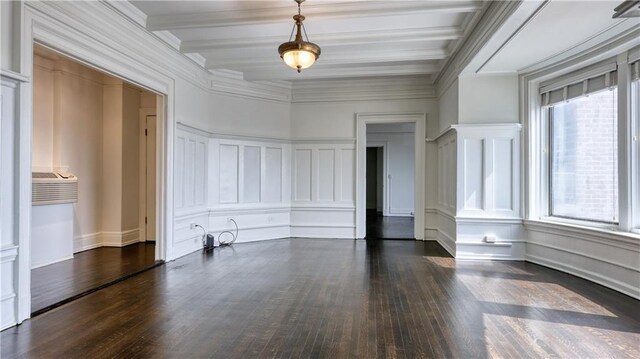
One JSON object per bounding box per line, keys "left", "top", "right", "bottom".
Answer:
{"left": 550, "top": 88, "right": 618, "bottom": 223}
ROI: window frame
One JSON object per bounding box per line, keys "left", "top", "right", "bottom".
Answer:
{"left": 530, "top": 50, "right": 640, "bottom": 236}
{"left": 544, "top": 89, "right": 620, "bottom": 227}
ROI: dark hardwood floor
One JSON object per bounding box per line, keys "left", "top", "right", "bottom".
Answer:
{"left": 31, "top": 242, "right": 158, "bottom": 314}
{"left": 366, "top": 212, "right": 414, "bottom": 239}
{"left": 4, "top": 239, "right": 639, "bottom": 358}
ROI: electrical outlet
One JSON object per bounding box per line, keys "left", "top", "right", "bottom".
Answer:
{"left": 484, "top": 235, "right": 496, "bottom": 243}
{"left": 190, "top": 223, "right": 197, "bottom": 229}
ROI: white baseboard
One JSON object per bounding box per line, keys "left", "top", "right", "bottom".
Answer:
{"left": 74, "top": 232, "right": 103, "bottom": 253}
{"left": 102, "top": 229, "right": 140, "bottom": 247}
{"left": 526, "top": 253, "right": 640, "bottom": 300}
{"left": 74, "top": 229, "right": 141, "bottom": 250}
{"left": 30, "top": 254, "right": 74, "bottom": 269}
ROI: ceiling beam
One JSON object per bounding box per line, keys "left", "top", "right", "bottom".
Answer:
{"left": 241, "top": 63, "right": 442, "bottom": 81}
{"left": 147, "top": 2, "right": 483, "bottom": 31}
{"left": 180, "top": 26, "right": 463, "bottom": 53}
{"left": 205, "top": 49, "right": 448, "bottom": 70}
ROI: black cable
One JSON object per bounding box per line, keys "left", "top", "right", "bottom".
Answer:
{"left": 194, "top": 224, "right": 207, "bottom": 248}
{"left": 218, "top": 218, "right": 238, "bottom": 246}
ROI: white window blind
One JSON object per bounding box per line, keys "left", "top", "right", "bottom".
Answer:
{"left": 631, "top": 60, "right": 639, "bottom": 81}
{"left": 630, "top": 47, "right": 640, "bottom": 80}
{"left": 540, "top": 62, "right": 617, "bottom": 107}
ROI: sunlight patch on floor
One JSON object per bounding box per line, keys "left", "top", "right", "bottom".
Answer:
{"left": 483, "top": 313, "right": 640, "bottom": 359}
{"left": 460, "top": 275, "right": 616, "bottom": 317}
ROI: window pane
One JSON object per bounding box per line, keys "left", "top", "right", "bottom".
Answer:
{"left": 550, "top": 88, "right": 618, "bottom": 223}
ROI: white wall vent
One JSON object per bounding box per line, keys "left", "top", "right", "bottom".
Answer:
{"left": 32, "top": 171, "right": 78, "bottom": 205}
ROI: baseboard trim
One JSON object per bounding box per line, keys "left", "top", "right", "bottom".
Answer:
{"left": 74, "top": 232, "right": 102, "bottom": 253}
{"left": 525, "top": 254, "right": 640, "bottom": 300}
{"left": 31, "top": 255, "right": 74, "bottom": 269}
{"left": 102, "top": 229, "right": 140, "bottom": 247}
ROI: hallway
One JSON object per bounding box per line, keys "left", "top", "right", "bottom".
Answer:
{"left": 366, "top": 211, "right": 414, "bottom": 239}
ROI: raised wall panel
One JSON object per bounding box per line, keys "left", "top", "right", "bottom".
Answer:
{"left": 493, "top": 138, "right": 513, "bottom": 211}
{"left": 175, "top": 136, "right": 185, "bottom": 208}
{"left": 318, "top": 149, "right": 335, "bottom": 201}
{"left": 294, "top": 149, "right": 312, "bottom": 202}
{"left": 463, "top": 138, "right": 483, "bottom": 210}
{"left": 243, "top": 146, "right": 261, "bottom": 203}
{"left": 341, "top": 149, "right": 355, "bottom": 202}
{"left": 195, "top": 141, "right": 206, "bottom": 206}
{"left": 264, "top": 147, "right": 282, "bottom": 202}
{"left": 219, "top": 144, "right": 239, "bottom": 204}
{"left": 185, "top": 139, "right": 196, "bottom": 206}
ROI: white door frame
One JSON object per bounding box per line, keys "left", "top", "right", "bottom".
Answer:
{"left": 15, "top": 7, "right": 175, "bottom": 323}
{"left": 356, "top": 113, "right": 426, "bottom": 239}
{"left": 366, "top": 142, "right": 388, "bottom": 216}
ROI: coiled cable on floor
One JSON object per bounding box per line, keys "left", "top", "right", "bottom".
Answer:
{"left": 194, "top": 224, "right": 207, "bottom": 248}
{"left": 218, "top": 219, "right": 238, "bottom": 246}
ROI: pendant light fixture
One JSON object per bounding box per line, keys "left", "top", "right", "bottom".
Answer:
{"left": 278, "top": 0, "right": 321, "bottom": 73}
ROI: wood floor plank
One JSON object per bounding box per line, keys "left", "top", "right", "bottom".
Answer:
{"left": 2, "top": 238, "right": 639, "bottom": 359}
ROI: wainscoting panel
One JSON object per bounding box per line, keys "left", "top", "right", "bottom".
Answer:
{"left": 291, "top": 142, "right": 356, "bottom": 238}
{"left": 264, "top": 147, "right": 283, "bottom": 203}
{"left": 219, "top": 144, "right": 239, "bottom": 204}
{"left": 174, "top": 126, "right": 210, "bottom": 258}
{"left": 455, "top": 124, "right": 521, "bottom": 218}
{"left": 1, "top": 76, "right": 21, "bottom": 329}
{"left": 294, "top": 149, "right": 312, "bottom": 202}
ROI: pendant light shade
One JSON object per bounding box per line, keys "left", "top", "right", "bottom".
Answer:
{"left": 278, "top": 0, "right": 321, "bottom": 73}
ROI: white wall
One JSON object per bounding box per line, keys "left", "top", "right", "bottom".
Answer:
{"left": 437, "top": 79, "right": 459, "bottom": 132}
{"left": 458, "top": 74, "right": 519, "bottom": 124}
{"left": 367, "top": 123, "right": 416, "bottom": 216}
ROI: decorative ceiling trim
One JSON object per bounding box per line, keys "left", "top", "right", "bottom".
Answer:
{"left": 147, "top": 2, "right": 483, "bottom": 31}
{"left": 291, "top": 77, "right": 436, "bottom": 103}
{"left": 242, "top": 62, "right": 442, "bottom": 81}
{"left": 181, "top": 26, "right": 463, "bottom": 53}
{"left": 205, "top": 49, "right": 448, "bottom": 70}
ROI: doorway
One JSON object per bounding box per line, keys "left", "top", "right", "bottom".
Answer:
{"left": 30, "top": 45, "right": 161, "bottom": 314}
{"left": 365, "top": 124, "right": 415, "bottom": 239}
{"left": 356, "top": 113, "right": 426, "bottom": 239}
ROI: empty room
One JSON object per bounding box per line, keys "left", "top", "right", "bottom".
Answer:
{"left": 1, "top": 1, "right": 639, "bottom": 358}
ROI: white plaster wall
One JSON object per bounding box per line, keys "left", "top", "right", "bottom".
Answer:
{"left": 121, "top": 84, "right": 141, "bottom": 232}
{"left": 32, "top": 56, "right": 55, "bottom": 169}
{"left": 53, "top": 60, "right": 105, "bottom": 245}
{"left": 458, "top": 74, "right": 519, "bottom": 124}
{"left": 291, "top": 99, "right": 437, "bottom": 139}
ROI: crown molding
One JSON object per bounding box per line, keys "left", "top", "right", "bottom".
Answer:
{"left": 106, "top": 0, "right": 147, "bottom": 27}
{"left": 436, "top": 1, "right": 521, "bottom": 95}
{"left": 243, "top": 62, "right": 441, "bottom": 82}
{"left": 29, "top": 1, "right": 295, "bottom": 103}
{"left": 291, "top": 77, "right": 436, "bottom": 103}
{"left": 147, "top": 2, "right": 483, "bottom": 31}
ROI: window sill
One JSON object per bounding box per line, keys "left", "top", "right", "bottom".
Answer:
{"left": 524, "top": 218, "right": 640, "bottom": 251}
{"left": 541, "top": 216, "right": 618, "bottom": 231}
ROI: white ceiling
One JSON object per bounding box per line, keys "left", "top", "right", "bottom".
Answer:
{"left": 467, "top": 0, "right": 640, "bottom": 74}
{"left": 130, "top": 0, "right": 485, "bottom": 82}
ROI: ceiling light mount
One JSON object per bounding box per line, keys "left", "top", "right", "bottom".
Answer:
{"left": 278, "top": 0, "right": 321, "bottom": 73}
